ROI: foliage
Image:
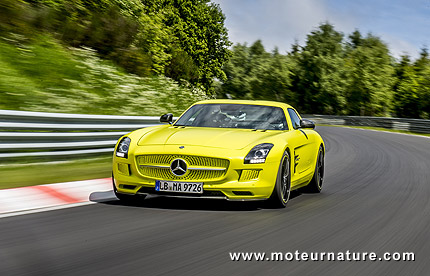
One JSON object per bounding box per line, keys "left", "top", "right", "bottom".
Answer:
{"left": 219, "top": 23, "right": 430, "bottom": 119}
{"left": 0, "top": 35, "right": 208, "bottom": 115}
{"left": 344, "top": 32, "right": 394, "bottom": 116}
{"left": 413, "top": 49, "right": 430, "bottom": 119}
{"left": 151, "top": 0, "right": 232, "bottom": 92}
{"left": 2, "top": 0, "right": 430, "bottom": 119}
{"left": 393, "top": 54, "right": 429, "bottom": 118}
{"left": 220, "top": 41, "right": 292, "bottom": 102}
{"left": 291, "top": 23, "right": 346, "bottom": 115}
{"left": 250, "top": 48, "right": 292, "bottom": 102}
{"left": 1, "top": 0, "right": 231, "bottom": 93}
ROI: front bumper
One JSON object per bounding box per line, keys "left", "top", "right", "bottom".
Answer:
{"left": 112, "top": 145, "right": 280, "bottom": 201}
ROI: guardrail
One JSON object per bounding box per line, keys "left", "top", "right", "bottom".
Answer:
{"left": 0, "top": 109, "right": 162, "bottom": 160}
{"left": 303, "top": 114, "right": 430, "bottom": 134}
{"left": 1, "top": 109, "right": 429, "bottom": 162}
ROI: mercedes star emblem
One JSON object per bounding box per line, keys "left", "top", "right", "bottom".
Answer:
{"left": 170, "top": 159, "right": 187, "bottom": 176}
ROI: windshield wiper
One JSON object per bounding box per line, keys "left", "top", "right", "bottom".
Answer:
{"left": 251, "top": 128, "right": 268, "bottom": 132}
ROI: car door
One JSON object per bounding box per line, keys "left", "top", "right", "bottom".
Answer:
{"left": 287, "top": 108, "right": 314, "bottom": 185}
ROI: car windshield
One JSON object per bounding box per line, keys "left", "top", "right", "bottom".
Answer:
{"left": 174, "top": 104, "right": 288, "bottom": 130}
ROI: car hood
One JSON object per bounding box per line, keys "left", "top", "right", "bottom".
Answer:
{"left": 137, "top": 126, "right": 280, "bottom": 150}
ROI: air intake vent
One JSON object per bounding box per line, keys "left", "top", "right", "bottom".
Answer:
{"left": 121, "top": 184, "right": 136, "bottom": 190}
{"left": 232, "top": 191, "right": 253, "bottom": 196}
{"left": 239, "top": 170, "right": 260, "bottom": 181}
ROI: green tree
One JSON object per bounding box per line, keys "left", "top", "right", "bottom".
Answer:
{"left": 15, "top": 0, "right": 231, "bottom": 93}
{"left": 165, "top": 49, "right": 199, "bottom": 83}
{"left": 221, "top": 43, "right": 253, "bottom": 98}
{"left": 344, "top": 32, "right": 394, "bottom": 116}
{"left": 347, "top": 30, "right": 363, "bottom": 49}
{"left": 291, "top": 23, "right": 346, "bottom": 114}
{"left": 245, "top": 40, "right": 271, "bottom": 98}
{"left": 393, "top": 56, "right": 422, "bottom": 118}
{"left": 153, "top": 0, "right": 231, "bottom": 92}
{"left": 250, "top": 47, "right": 292, "bottom": 102}
{"left": 133, "top": 12, "right": 174, "bottom": 75}
{"left": 220, "top": 40, "right": 292, "bottom": 101}
{"left": 413, "top": 48, "right": 430, "bottom": 118}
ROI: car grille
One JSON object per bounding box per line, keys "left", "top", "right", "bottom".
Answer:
{"left": 136, "top": 154, "right": 229, "bottom": 180}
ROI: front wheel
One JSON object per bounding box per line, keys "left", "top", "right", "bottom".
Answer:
{"left": 268, "top": 150, "right": 291, "bottom": 208}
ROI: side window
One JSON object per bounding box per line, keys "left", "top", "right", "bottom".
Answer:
{"left": 288, "top": 108, "right": 301, "bottom": 129}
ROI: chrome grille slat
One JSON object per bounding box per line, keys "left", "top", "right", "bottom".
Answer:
{"left": 137, "top": 154, "right": 229, "bottom": 180}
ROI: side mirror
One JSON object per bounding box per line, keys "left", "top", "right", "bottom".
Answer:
{"left": 300, "top": 119, "right": 315, "bottom": 129}
{"left": 160, "top": 113, "right": 173, "bottom": 124}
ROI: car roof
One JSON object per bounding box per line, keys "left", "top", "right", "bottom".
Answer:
{"left": 194, "top": 99, "right": 295, "bottom": 109}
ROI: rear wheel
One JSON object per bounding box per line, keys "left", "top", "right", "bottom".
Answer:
{"left": 303, "top": 146, "right": 324, "bottom": 193}
{"left": 268, "top": 150, "right": 291, "bottom": 208}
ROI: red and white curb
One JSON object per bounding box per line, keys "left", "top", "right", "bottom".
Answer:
{"left": 0, "top": 178, "right": 115, "bottom": 218}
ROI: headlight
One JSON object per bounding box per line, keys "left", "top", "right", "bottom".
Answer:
{"left": 244, "top": 143, "right": 274, "bottom": 164}
{"left": 116, "top": 137, "right": 131, "bottom": 158}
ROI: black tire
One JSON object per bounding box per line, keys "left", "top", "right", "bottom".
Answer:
{"left": 112, "top": 175, "right": 146, "bottom": 203}
{"left": 303, "top": 145, "right": 324, "bottom": 193}
{"left": 268, "top": 150, "right": 291, "bottom": 208}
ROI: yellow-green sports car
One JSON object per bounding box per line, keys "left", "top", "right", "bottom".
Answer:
{"left": 112, "top": 99, "right": 325, "bottom": 207}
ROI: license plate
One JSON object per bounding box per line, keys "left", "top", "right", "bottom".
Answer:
{"left": 155, "top": 180, "right": 203, "bottom": 194}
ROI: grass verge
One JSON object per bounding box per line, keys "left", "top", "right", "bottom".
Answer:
{"left": 1, "top": 157, "right": 112, "bottom": 190}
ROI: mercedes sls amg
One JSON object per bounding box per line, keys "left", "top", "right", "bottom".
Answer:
{"left": 112, "top": 99, "right": 325, "bottom": 207}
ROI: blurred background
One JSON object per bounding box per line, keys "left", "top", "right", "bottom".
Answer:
{"left": 1, "top": 0, "right": 429, "bottom": 189}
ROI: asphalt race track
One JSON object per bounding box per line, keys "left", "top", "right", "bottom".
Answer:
{"left": 1, "top": 126, "right": 429, "bottom": 276}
